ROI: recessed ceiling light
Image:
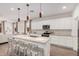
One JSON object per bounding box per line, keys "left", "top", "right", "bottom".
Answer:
{"left": 62, "top": 6, "right": 67, "bottom": 10}
{"left": 10, "top": 8, "right": 14, "bottom": 11}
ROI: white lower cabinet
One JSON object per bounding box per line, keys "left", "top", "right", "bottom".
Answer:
{"left": 0, "top": 34, "right": 8, "bottom": 43}
{"left": 50, "top": 36, "right": 73, "bottom": 49}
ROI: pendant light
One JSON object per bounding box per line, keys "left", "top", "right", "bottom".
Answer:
{"left": 26, "top": 4, "right": 30, "bottom": 20}
{"left": 39, "top": 3, "right": 42, "bottom": 18}
{"left": 17, "top": 8, "right": 20, "bottom": 22}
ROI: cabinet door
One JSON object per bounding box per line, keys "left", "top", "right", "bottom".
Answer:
{"left": 50, "top": 36, "right": 73, "bottom": 48}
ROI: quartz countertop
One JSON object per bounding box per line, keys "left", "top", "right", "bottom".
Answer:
{"left": 13, "top": 35, "right": 49, "bottom": 44}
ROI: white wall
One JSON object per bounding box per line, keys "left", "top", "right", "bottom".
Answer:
{"left": 32, "top": 17, "right": 73, "bottom": 30}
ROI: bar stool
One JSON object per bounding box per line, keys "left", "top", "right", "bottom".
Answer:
{"left": 7, "top": 37, "right": 13, "bottom": 56}
{"left": 11, "top": 38, "right": 17, "bottom": 55}
{"left": 31, "top": 44, "right": 39, "bottom": 56}
{"left": 23, "top": 41, "right": 28, "bottom": 56}
{"left": 31, "top": 45, "right": 44, "bottom": 56}
{"left": 36, "top": 47, "right": 44, "bottom": 56}
{"left": 11, "top": 38, "right": 20, "bottom": 56}
{"left": 26, "top": 43, "right": 33, "bottom": 56}
{"left": 20, "top": 40, "right": 31, "bottom": 56}
{"left": 18, "top": 40, "right": 25, "bottom": 56}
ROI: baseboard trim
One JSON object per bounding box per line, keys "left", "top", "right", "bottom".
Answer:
{"left": 0, "top": 42, "right": 8, "bottom": 45}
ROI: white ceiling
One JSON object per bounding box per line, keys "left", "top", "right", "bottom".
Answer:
{"left": 0, "top": 3, "right": 77, "bottom": 22}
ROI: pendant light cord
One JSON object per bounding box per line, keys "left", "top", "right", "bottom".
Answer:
{"left": 17, "top": 8, "right": 20, "bottom": 22}
{"left": 26, "top": 4, "right": 30, "bottom": 20}
{"left": 40, "top": 3, "right": 42, "bottom": 12}
{"left": 39, "top": 3, "right": 42, "bottom": 18}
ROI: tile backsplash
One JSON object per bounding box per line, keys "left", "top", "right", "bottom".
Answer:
{"left": 31, "top": 29, "right": 72, "bottom": 36}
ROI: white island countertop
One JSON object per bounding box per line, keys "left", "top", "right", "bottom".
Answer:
{"left": 13, "top": 35, "right": 50, "bottom": 44}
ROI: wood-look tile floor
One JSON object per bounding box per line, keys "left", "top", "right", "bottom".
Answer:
{"left": 0, "top": 43, "right": 77, "bottom": 56}
{"left": 50, "top": 45, "right": 77, "bottom": 56}
{"left": 0, "top": 43, "right": 8, "bottom": 56}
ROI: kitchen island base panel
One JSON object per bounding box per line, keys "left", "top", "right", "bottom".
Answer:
{"left": 8, "top": 35, "right": 50, "bottom": 56}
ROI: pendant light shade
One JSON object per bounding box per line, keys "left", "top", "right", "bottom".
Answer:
{"left": 18, "top": 8, "right": 20, "bottom": 10}
{"left": 39, "top": 12, "right": 42, "bottom": 18}
{"left": 18, "top": 18, "right": 20, "bottom": 22}
{"left": 17, "top": 8, "right": 20, "bottom": 22}
{"left": 27, "top": 16, "right": 29, "bottom": 20}
{"left": 26, "top": 4, "right": 29, "bottom": 7}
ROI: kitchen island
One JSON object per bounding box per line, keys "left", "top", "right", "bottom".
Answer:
{"left": 8, "top": 35, "right": 50, "bottom": 56}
